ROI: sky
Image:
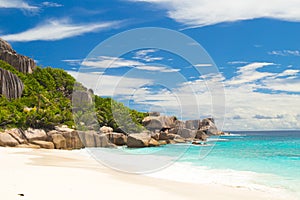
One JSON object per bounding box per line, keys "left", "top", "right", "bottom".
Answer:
{"left": 1, "top": 0, "right": 300, "bottom": 131}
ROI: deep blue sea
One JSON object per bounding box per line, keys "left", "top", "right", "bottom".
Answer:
{"left": 89, "top": 131, "right": 300, "bottom": 199}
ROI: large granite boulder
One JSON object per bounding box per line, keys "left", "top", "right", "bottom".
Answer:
{"left": 0, "top": 132, "right": 19, "bottom": 147}
{"left": 100, "top": 126, "right": 113, "bottom": 133}
{"left": 50, "top": 126, "right": 84, "bottom": 149}
{"left": 61, "top": 131, "right": 84, "bottom": 149}
{"left": 127, "top": 133, "right": 151, "bottom": 148}
{"left": 106, "top": 132, "right": 127, "bottom": 146}
{"left": 199, "top": 118, "right": 219, "bottom": 135}
{"left": 0, "top": 68, "right": 24, "bottom": 99}
{"left": 185, "top": 120, "right": 201, "bottom": 130}
{"left": 177, "top": 128, "right": 196, "bottom": 139}
{"left": 195, "top": 130, "right": 208, "bottom": 141}
{"left": 150, "top": 131, "right": 160, "bottom": 140}
{"left": 78, "top": 131, "right": 111, "bottom": 148}
{"left": 5, "top": 128, "right": 26, "bottom": 144}
{"left": 142, "top": 115, "right": 176, "bottom": 131}
{"left": 159, "top": 132, "right": 178, "bottom": 140}
{"left": 31, "top": 140, "right": 55, "bottom": 149}
{"left": 24, "top": 128, "right": 47, "bottom": 142}
{"left": 173, "top": 135, "right": 186, "bottom": 143}
{"left": 0, "top": 38, "right": 36, "bottom": 73}
{"left": 159, "top": 131, "right": 169, "bottom": 140}
{"left": 149, "top": 138, "right": 160, "bottom": 147}
{"left": 49, "top": 134, "right": 67, "bottom": 149}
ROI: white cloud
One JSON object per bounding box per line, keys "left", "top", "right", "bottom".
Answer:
{"left": 275, "top": 69, "right": 299, "bottom": 77}
{"left": 42, "top": 2, "right": 63, "bottom": 7}
{"left": 65, "top": 56, "right": 180, "bottom": 73}
{"left": 261, "top": 78, "right": 300, "bottom": 93}
{"left": 194, "top": 64, "right": 213, "bottom": 67}
{"left": 1, "top": 19, "right": 120, "bottom": 42}
{"left": 133, "top": 49, "right": 164, "bottom": 62}
{"left": 67, "top": 71, "right": 153, "bottom": 97}
{"left": 135, "top": 65, "right": 180, "bottom": 72}
{"left": 82, "top": 56, "right": 142, "bottom": 69}
{"left": 268, "top": 50, "right": 300, "bottom": 56}
{"left": 0, "top": 0, "right": 38, "bottom": 10}
{"left": 227, "top": 62, "right": 275, "bottom": 85}
{"left": 129, "top": 0, "right": 300, "bottom": 27}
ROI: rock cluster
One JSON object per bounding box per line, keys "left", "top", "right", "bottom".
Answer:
{"left": 0, "top": 115, "right": 221, "bottom": 149}
{"left": 105, "top": 114, "right": 222, "bottom": 148}
{"left": 0, "top": 125, "right": 115, "bottom": 149}
{"left": 0, "top": 38, "right": 36, "bottom": 74}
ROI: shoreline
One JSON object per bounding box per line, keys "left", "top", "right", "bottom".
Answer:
{"left": 0, "top": 147, "right": 296, "bottom": 200}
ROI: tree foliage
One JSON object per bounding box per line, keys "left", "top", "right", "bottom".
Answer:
{"left": 0, "top": 60, "right": 147, "bottom": 132}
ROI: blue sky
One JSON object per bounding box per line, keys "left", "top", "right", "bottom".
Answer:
{"left": 1, "top": 0, "right": 300, "bottom": 130}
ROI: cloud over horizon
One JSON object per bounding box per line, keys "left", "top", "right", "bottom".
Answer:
{"left": 68, "top": 61, "right": 300, "bottom": 130}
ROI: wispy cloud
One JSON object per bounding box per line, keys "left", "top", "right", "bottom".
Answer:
{"left": 64, "top": 56, "right": 180, "bottom": 73}
{"left": 228, "top": 61, "right": 249, "bottom": 65}
{"left": 227, "top": 62, "right": 275, "bottom": 85}
{"left": 135, "top": 65, "right": 180, "bottom": 72}
{"left": 0, "top": 0, "right": 38, "bottom": 10}
{"left": 194, "top": 64, "right": 213, "bottom": 67}
{"left": 41, "top": 2, "right": 63, "bottom": 7}
{"left": 82, "top": 56, "right": 142, "bottom": 69}
{"left": 129, "top": 0, "right": 300, "bottom": 27}
{"left": 268, "top": 50, "right": 300, "bottom": 56}
{"left": 1, "top": 19, "right": 121, "bottom": 42}
{"left": 133, "top": 49, "right": 164, "bottom": 62}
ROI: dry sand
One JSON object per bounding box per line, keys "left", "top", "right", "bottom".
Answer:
{"left": 0, "top": 147, "right": 290, "bottom": 200}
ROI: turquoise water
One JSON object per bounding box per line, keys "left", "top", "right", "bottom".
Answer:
{"left": 172, "top": 131, "right": 300, "bottom": 197}
{"left": 90, "top": 131, "right": 300, "bottom": 198}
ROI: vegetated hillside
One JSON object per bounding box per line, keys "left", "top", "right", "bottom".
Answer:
{"left": 0, "top": 60, "right": 147, "bottom": 132}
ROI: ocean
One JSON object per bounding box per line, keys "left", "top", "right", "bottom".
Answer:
{"left": 88, "top": 131, "right": 300, "bottom": 199}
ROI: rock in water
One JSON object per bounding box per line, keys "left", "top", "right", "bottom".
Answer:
{"left": 0, "top": 38, "right": 36, "bottom": 73}
{"left": 199, "top": 118, "right": 219, "bottom": 135}
{"left": 0, "top": 68, "right": 24, "bottom": 99}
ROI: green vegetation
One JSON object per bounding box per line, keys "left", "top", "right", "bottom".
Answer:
{"left": 0, "top": 60, "right": 147, "bottom": 132}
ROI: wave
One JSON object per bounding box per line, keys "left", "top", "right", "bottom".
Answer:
{"left": 207, "top": 138, "right": 229, "bottom": 142}
{"left": 224, "top": 133, "right": 246, "bottom": 137}
{"left": 146, "top": 162, "right": 297, "bottom": 199}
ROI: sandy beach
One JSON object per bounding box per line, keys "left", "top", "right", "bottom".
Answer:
{"left": 0, "top": 147, "right": 292, "bottom": 200}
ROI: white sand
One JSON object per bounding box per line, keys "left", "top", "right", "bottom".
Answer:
{"left": 0, "top": 147, "right": 293, "bottom": 200}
